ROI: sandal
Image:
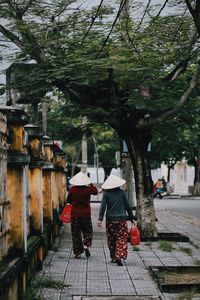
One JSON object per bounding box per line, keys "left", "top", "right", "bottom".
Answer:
{"left": 84, "top": 247, "right": 90, "bottom": 257}
{"left": 116, "top": 259, "right": 123, "bottom": 266}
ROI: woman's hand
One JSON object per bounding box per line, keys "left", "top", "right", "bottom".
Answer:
{"left": 131, "top": 220, "right": 137, "bottom": 226}
{"left": 97, "top": 220, "right": 102, "bottom": 227}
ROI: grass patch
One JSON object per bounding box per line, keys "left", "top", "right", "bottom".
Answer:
{"left": 175, "top": 288, "right": 198, "bottom": 300}
{"left": 32, "top": 277, "right": 70, "bottom": 290}
{"left": 22, "top": 287, "right": 43, "bottom": 300}
{"left": 159, "top": 240, "right": 173, "bottom": 252}
{"left": 145, "top": 241, "right": 152, "bottom": 247}
{"left": 27, "top": 236, "right": 38, "bottom": 249}
{"left": 132, "top": 246, "right": 140, "bottom": 251}
{"left": 51, "top": 238, "right": 60, "bottom": 252}
{"left": 189, "top": 241, "right": 199, "bottom": 249}
{"left": 179, "top": 247, "right": 192, "bottom": 256}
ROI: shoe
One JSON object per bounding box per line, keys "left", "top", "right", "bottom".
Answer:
{"left": 116, "top": 259, "right": 123, "bottom": 266}
{"left": 84, "top": 247, "right": 90, "bottom": 257}
{"left": 74, "top": 254, "right": 81, "bottom": 259}
{"left": 110, "top": 259, "right": 117, "bottom": 263}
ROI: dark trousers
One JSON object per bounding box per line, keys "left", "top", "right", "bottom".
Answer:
{"left": 71, "top": 217, "right": 93, "bottom": 256}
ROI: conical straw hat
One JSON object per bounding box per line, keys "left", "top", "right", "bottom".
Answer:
{"left": 102, "top": 174, "right": 126, "bottom": 189}
{"left": 69, "top": 171, "right": 91, "bottom": 186}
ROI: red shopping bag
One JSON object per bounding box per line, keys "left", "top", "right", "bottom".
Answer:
{"left": 60, "top": 204, "right": 72, "bottom": 223}
{"left": 129, "top": 225, "right": 141, "bottom": 246}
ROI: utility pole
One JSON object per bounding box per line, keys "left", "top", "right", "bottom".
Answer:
{"left": 121, "top": 141, "right": 136, "bottom": 208}
{"left": 42, "top": 98, "right": 48, "bottom": 135}
{"left": 92, "top": 133, "right": 99, "bottom": 201}
{"left": 81, "top": 116, "right": 88, "bottom": 174}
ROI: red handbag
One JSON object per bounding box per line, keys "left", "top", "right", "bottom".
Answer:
{"left": 60, "top": 204, "right": 72, "bottom": 223}
{"left": 129, "top": 225, "right": 141, "bottom": 246}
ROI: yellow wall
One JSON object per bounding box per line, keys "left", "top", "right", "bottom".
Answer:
{"left": 29, "top": 138, "right": 42, "bottom": 158}
{"left": 62, "top": 173, "right": 67, "bottom": 204}
{"left": 9, "top": 125, "right": 23, "bottom": 152}
{"left": 42, "top": 171, "right": 52, "bottom": 221}
{"left": 29, "top": 168, "right": 42, "bottom": 232}
{"left": 43, "top": 145, "right": 51, "bottom": 162}
{"left": 7, "top": 168, "right": 23, "bottom": 250}
{"left": 51, "top": 171, "right": 58, "bottom": 211}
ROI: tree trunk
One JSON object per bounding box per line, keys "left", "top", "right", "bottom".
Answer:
{"left": 167, "top": 165, "right": 171, "bottom": 194}
{"left": 124, "top": 128, "right": 158, "bottom": 238}
{"left": 123, "top": 156, "right": 135, "bottom": 208}
{"left": 192, "top": 159, "right": 200, "bottom": 196}
{"left": 103, "top": 165, "right": 113, "bottom": 179}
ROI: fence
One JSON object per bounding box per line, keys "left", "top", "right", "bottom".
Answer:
{"left": 0, "top": 106, "right": 67, "bottom": 300}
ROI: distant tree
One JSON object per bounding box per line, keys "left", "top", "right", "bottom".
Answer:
{"left": 32, "top": 93, "right": 120, "bottom": 176}
{"left": 174, "top": 96, "right": 200, "bottom": 196}
{"left": 151, "top": 120, "right": 184, "bottom": 186}
{"left": 152, "top": 84, "right": 200, "bottom": 196}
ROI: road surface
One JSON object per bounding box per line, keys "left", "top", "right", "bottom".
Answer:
{"left": 154, "top": 198, "right": 200, "bottom": 220}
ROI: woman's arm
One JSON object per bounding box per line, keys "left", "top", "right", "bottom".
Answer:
{"left": 89, "top": 184, "right": 98, "bottom": 195}
{"left": 123, "top": 193, "right": 135, "bottom": 222}
{"left": 98, "top": 193, "right": 107, "bottom": 221}
{"left": 66, "top": 189, "right": 72, "bottom": 204}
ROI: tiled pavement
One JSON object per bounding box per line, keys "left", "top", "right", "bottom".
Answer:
{"left": 33, "top": 201, "right": 200, "bottom": 300}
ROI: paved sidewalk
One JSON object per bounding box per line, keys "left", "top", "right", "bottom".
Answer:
{"left": 33, "top": 202, "right": 200, "bottom": 300}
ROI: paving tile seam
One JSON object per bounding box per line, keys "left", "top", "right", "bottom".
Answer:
{"left": 138, "top": 252, "right": 164, "bottom": 268}
{"left": 151, "top": 247, "right": 175, "bottom": 267}
{"left": 100, "top": 239, "right": 114, "bottom": 295}
{"left": 62, "top": 248, "right": 73, "bottom": 292}
{"left": 125, "top": 253, "right": 142, "bottom": 296}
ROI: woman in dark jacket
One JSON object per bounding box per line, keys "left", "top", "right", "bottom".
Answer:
{"left": 97, "top": 174, "right": 135, "bottom": 266}
{"left": 67, "top": 171, "right": 98, "bottom": 258}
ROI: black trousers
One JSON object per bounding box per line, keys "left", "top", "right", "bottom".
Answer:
{"left": 71, "top": 217, "right": 93, "bottom": 256}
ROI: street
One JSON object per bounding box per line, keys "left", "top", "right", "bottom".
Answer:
{"left": 93, "top": 194, "right": 200, "bottom": 220}
{"left": 154, "top": 198, "right": 200, "bottom": 220}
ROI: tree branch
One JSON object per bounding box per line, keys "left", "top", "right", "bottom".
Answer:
{"left": 185, "top": 0, "right": 195, "bottom": 17}
{"left": 20, "top": 0, "right": 34, "bottom": 16}
{"left": 196, "top": 0, "right": 200, "bottom": 14}
{"left": 163, "top": 58, "right": 190, "bottom": 82}
{"left": 51, "top": 0, "right": 77, "bottom": 19}
{"left": 170, "top": 7, "right": 188, "bottom": 45}
{"left": 134, "top": 0, "right": 152, "bottom": 33}
{"left": 163, "top": 32, "right": 198, "bottom": 82}
{"left": 185, "top": 0, "right": 200, "bottom": 36}
{"left": 0, "top": 24, "right": 23, "bottom": 48}
{"left": 138, "top": 61, "right": 200, "bottom": 128}
{"left": 0, "top": 4, "right": 46, "bottom": 63}
{"left": 18, "top": 23, "right": 46, "bottom": 62}
{"left": 124, "top": 7, "right": 140, "bottom": 58}
{"left": 154, "top": 0, "right": 169, "bottom": 19}
{"left": 96, "top": 0, "right": 128, "bottom": 58}
{"left": 81, "top": 0, "right": 104, "bottom": 44}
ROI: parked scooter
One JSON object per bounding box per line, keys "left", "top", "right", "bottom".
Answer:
{"left": 153, "top": 178, "right": 167, "bottom": 199}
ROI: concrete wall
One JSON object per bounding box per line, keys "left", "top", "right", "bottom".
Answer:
{"left": 152, "top": 161, "right": 195, "bottom": 195}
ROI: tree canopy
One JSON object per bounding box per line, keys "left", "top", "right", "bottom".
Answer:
{"left": 1, "top": 0, "right": 200, "bottom": 236}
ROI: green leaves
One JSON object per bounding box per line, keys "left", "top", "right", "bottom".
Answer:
{"left": 1, "top": 0, "right": 200, "bottom": 144}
